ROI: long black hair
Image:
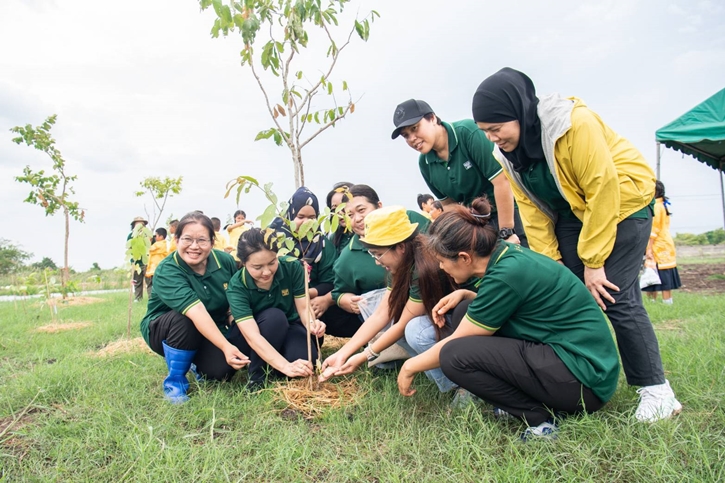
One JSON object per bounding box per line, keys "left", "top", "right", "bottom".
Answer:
{"left": 655, "top": 180, "right": 672, "bottom": 216}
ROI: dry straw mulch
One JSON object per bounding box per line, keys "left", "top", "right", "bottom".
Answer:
{"left": 47, "top": 296, "right": 103, "bottom": 307}
{"left": 34, "top": 321, "right": 93, "bottom": 333}
{"left": 271, "top": 378, "right": 365, "bottom": 419}
{"left": 91, "top": 337, "right": 154, "bottom": 357}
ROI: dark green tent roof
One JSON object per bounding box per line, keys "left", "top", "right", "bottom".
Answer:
{"left": 656, "top": 88, "right": 725, "bottom": 171}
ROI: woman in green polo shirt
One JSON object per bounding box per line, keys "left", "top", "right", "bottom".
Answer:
{"left": 391, "top": 99, "right": 527, "bottom": 247}
{"left": 227, "top": 228, "right": 326, "bottom": 388}
{"left": 397, "top": 200, "right": 621, "bottom": 440}
{"left": 313, "top": 184, "right": 432, "bottom": 339}
{"left": 139, "top": 212, "right": 251, "bottom": 404}
{"left": 471, "top": 67, "right": 680, "bottom": 423}
{"left": 319, "top": 205, "right": 458, "bottom": 394}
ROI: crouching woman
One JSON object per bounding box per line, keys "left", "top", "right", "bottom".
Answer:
{"left": 227, "top": 228, "right": 326, "bottom": 389}
{"left": 398, "top": 201, "right": 620, "bottom": 439}
{"left": 140, "top": 211, "right": 250, "bottom": 403}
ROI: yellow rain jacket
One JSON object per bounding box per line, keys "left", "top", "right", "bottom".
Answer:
{"left": 492, "top": 95, "right": 655, "bottom": 268}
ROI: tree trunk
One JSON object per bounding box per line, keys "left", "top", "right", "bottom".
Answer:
{"left": 63, "top": 206, "right": 70, "bottom": 299}
{"left": 293, "top": 149, "right": 304, "bottom": 188}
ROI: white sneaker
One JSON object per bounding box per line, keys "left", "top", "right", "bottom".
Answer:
{"left": 520, "top": 420, "right": 558, "bottom": 441}
{"left": 635, "top": 380, "right": 682, "bottom": 422}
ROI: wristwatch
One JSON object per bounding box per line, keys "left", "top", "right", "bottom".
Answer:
{"left": 498, "top": 227, "right": 516, "bottom": 239}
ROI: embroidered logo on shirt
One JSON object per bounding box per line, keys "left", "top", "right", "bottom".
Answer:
{"left": 281, "top": 289, "right": 290, "bottom": 297}
{"left": 463, "top": 160, "right": 473, "bottom": 170}
{"left": 223, "top": 283, "right": 228, "bottom": 290}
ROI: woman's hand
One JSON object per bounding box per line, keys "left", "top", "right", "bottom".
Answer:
{"left": 309, "top": 319, "right": 326, "bottom": 337}
{"left": 281, "top": 359, "right": 314, "bottom": 378}
{"left": 504, "top": 233, "right": 521, "bottom": 245}
{"left": 311, "top": 296, "right": 333, "bottom": 318}
{"left": 397, "top": 361, "right": 417, "bottom": 397}
{"left": 223, "top": 344, "right": 250, "bottom": 370}
{"left": 432, "top": 291, "right": 466, "bottom": 327}
{"left": 320, "top": 350, "right": 347, "bottom": 374}
{"left": 335, "top": 353, "right": 367, "bottom": 376}
{"left": 584, "top": 266, "right": 619, "bottom": 310}
{"left": 339, "top": 293, "right": 363, "bottom": 315}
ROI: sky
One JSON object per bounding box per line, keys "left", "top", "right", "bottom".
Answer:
{"left": 1, "top": 0, "right": 724, "bottom": 271}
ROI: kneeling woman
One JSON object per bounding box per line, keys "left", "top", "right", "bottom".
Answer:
{"left": 227, "top": 228, "right": 326, "bottom": 388}
{"left": 397, "top": 201, "right": 620, "bottom": 438}
{"left": 140, "top": 211, "right": 251, "bottom": 403}
{"left": 320, "top": 206, "right": 456, "bottom": 393}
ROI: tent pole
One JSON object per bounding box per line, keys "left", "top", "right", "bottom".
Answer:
{"left": 655, "top": 142, "right": 661, "bottom": 179}
{"left": 720, "top": 160, "right": 725, "bottom": 230}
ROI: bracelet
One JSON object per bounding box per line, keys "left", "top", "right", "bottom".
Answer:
{"left": 367, "top": 345, "right": 380, "bottom": 358}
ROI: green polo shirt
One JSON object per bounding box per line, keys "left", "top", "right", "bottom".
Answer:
{"left": 330, "top": 230, "right": 354, "bottom": 256}
{"left": 331, "top": 210, "right": 431, "bottom": 304}
{"left": 521, "top": 160, "right": 654, "bottom": 221}
{"left": 386, "top": 266, "right": 421, "bottom": 303}
{"left": 310, "top": 240, "right": 336, "bottom": 287}
{"left": 139, "top": 249, "right": 238, "bottom": 345}
{"left": 419, "top": 120, "right": 503, "bottom": 210}
{"left": 464, "top": 242, "right": 620, "bottom": 402}
{"left": 227, "top": 255, "right": 306, "bottom": 323}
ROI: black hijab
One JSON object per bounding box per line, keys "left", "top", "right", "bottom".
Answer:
{"left": 471, "top": 67, "right": 545, "bottom": 172}
{"left": 268, "top": 186, "right": 325, "bottom": 263}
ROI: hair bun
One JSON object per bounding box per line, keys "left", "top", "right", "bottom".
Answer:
{"left": 470, "top": 196, "right": 492, "bottom": 226}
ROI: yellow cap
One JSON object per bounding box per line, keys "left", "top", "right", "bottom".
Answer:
{"left": 361, "top": 206, "right": 418, "bottom": 246}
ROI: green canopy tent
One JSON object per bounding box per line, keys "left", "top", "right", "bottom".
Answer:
{"left": 655, "top": 87, "right": 725, "bottom": 229}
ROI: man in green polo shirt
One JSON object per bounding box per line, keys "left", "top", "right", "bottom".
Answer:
{"left": 392, "top": 99, "right": 527, "bottom": 247}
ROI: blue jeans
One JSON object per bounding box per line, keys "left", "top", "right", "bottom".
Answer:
{"left": 403, "top": 315, "right": 457, "bottom": 393}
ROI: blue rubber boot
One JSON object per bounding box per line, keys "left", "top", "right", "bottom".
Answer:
{"left": 162, "top": 340, "right": 196, "bottom": 404}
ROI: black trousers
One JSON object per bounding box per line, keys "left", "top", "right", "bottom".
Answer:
{"left": 320, "top": 304, "right": 363, "bottom": 338}
{"left": 440, "top": 336, "right": 604, "bottom": 426}
{"left": 148, "top": 308, "right": 319, "bottom": 385}
{"left": 555, "top": 215, "right": 665, "bottom": 387}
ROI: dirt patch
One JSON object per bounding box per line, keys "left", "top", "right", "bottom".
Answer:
{"left": 678, "top": 263, "right": 725, "bottom": 294}
{"left": 91, "top": 337, "right": 153, "bottom": 357}
{"left": 0, "top": 405, "right": 43, "bottom": 462}
{"left": 48, "top": 296, "right": 103, "bottom": 307}
{"left": 34, "top": 321, "right": 93, "bottom": 333}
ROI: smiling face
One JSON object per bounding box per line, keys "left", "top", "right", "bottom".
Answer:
{"left": 347, "top": 195, "right": 381, "bottom": 236}
{"left": 400, "top": 117, "right": 439, "bottom": 154}
{"left": 476, "top": 120, "right": 521, "bottom": 152}
{"left": 367, "top": 246, "right": 404, "bottom": 274}
{"left": 177, "top": 222, "right": 213, "bottom": 270}
{"left": 293, "top": 204, "right": 317, "bottom": 230}
{"left": 244, "top": 248, "right": 279, "bottom": 288}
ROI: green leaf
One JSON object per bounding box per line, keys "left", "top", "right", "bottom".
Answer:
{"left": 296, "top": 70, "right": 303, "bottom": 80}
{"left": 273, "top": 131, "right": 283, "bottom": 146}
{"left": 327, "top": 81, "right": 333, "bottom": 95}
{"left": 258, "top": 204, "right": 278, "bottom": 229}
{"left": 212, "top": 0, "right": 222, "bottom": 17}
{"left": 342, "top": 80, "right": 348, "bottom": 91}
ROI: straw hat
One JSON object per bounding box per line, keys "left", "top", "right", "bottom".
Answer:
{"left": 360, "top": 206, "right": 418, "bottom": 246}
{"left": 130, "top": 216, "right": 148, "bottom": 228}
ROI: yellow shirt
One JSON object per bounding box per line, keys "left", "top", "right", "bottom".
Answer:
{"left": 228, "top": 224, "right": 250, "bottom": 261}
{"left": 146, "top": 240, "right": 169, "bottom": 277}
{"left": 650, "top": 198, "right": 677, "bottom": 269}
{"left": 214, "top": 230, "right": 230, "bottom": 251}
{"left": 497, "top": 96, "right": 655, "bottom": 268}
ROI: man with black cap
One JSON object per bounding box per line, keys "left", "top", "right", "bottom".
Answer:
{"left": 391, "top": 99, "right": 526, "bottom": 246}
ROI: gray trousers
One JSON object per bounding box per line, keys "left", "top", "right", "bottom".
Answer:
{"left": 555, "top": 214, "right": 665, "bottom": 387}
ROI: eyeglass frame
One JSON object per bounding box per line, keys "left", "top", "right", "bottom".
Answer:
{"left": 178, "top": 236, "right": 212, "bottom": 247}
{"left": 367, "top": 247, "right": 391, "bottom": 261}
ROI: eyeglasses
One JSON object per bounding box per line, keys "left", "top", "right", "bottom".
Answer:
{"left": 368, "top": 248, "right": 390, "bottom": 261}
{"left": 178, "top": 236, "right": 211, "bottom": 247}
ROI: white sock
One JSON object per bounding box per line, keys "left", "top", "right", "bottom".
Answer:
{"left": 663, "top": 298, "right": 673, "bottom": 305}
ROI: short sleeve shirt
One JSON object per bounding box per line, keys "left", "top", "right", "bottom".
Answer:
{"left": 227, "top": 255, "right": 306, "bottom": 323}
{"left": 419, "top": 120, "right": 503, "bottom": 210}
{"left": 140, "top": 250, "right": 238, "bottom": 344}
{"left": 465, "top": 242, "right": 620, "bottom": 402}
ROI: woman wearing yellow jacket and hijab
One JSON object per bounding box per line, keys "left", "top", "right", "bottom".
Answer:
{"left": 471, "top": 67, "right": 680, "bottom": 423}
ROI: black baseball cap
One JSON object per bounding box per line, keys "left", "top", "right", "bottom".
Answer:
{"left": 391, "top": 99, "right": 434, "bottom": 139}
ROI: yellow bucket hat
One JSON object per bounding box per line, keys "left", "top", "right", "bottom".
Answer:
{"left": 361, "top": 205, "right": 418, "bottom": 246}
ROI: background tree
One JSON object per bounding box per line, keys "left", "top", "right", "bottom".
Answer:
{"left": 0, "top": 239, "right": 32, "bottom": 275}
{"left": 32, "top": 257, "right": 58, "bottom": 271}
{"left": 134, "top": 176, "right": 183, "bottom": 229}
{"left": 11, "top": 115, "right": 84, "bottom": 298}
{"left": 200, "top": 0, "right": 379, "bottom": 187}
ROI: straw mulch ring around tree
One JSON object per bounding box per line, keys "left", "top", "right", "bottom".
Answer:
{"left": 91, "top": 337, "right": 154, "bottom": 357}
{"left": 270, "top": 377, "right": 366, "bottom": 420}
{"left": 34, "top": 321, "right": 93, "bottom": 333}
{"left": 47, "top": 296, "right": 103, "bottom": 307}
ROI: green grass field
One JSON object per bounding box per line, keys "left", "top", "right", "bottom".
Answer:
{"left": 1, "top": 289, "right": 723, "bottom": 482}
